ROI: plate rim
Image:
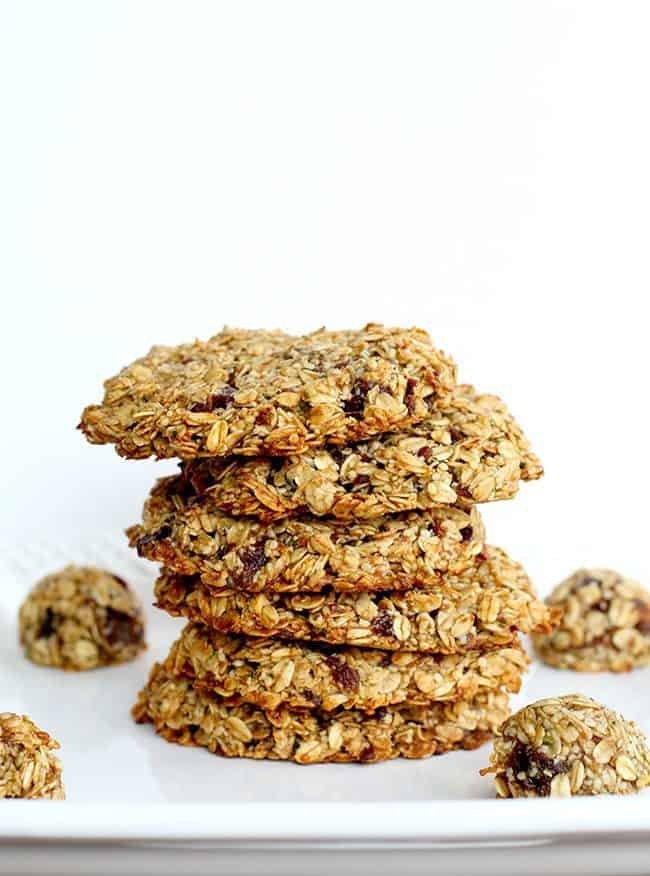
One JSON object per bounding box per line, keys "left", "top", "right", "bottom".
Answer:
{"left": 2, "top": 798, "right": 650, "bottom": 844}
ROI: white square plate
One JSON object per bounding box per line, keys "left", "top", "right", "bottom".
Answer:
{"left": 2, "top": 538, "right": 650, "bottom": 876}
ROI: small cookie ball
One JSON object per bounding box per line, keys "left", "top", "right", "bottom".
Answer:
{"left": 0, "top": 713, "right": 64, "bottom": 799}
{"left": 19, "top": 565, "right": 146, "bottom": 670}
{"left": 532, "top": 569, "right": 650, "bottom": 672}
{"left": 482, "top": 694, "right": 650, "bottom": 798}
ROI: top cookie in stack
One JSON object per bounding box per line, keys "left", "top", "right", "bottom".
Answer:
{"left": 80, "top": 325, "right": 458, "bottom": 460}
{"left": 80, "top": 324, "right": 553, "bottom": 765}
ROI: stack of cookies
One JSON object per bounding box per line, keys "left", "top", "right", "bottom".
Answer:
{"left": 80, "top": 324, "right": 556, "bottom": 764}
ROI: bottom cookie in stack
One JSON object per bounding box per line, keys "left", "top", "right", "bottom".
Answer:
{"left": 133, "top": 624, "right": 528, "bottom": 764}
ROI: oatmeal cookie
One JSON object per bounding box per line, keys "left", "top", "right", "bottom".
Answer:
{"left": 165, "top": 623, "right": 528, "bottom": 712}
{"left": 176, "top": 384, "right": 542, "bottom": 521}
{"left": 482, "top": 694, "right": 650, "bottom": 797}
{"left": 80, "top": 325, "right": 456, "bottom": 460}
{"left": 19, "top": 565, "right": 146, "bottom": 670}
{"left": 0, "top": 713, "right": 64, "bottom": 799}
{"left": 532, "top": 569, "right": 650, "bottom": 672}
{"left": 154, "top": 547, "right": 558, "bottom": 654}
{"left": 128, "top": 479, "right": 484, "bottom": 593}
{"left": 134, "top": 663, "right": 510, "bottom": 763}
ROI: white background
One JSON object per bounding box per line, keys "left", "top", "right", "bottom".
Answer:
{"left": 1, "top": 0, "right": 649, "bottom": 596}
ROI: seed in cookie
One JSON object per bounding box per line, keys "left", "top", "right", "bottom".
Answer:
{"left": 532, "top": 569, "right": 650, "bottom": 672}
{"left": 19, "top": 565, "right": 146, "bottom": 670}
{"left": 481, "top": 694, "right": 650, "bottom": 797}
{"left": 0, "top": 713, "right": 65, "bottom": 799}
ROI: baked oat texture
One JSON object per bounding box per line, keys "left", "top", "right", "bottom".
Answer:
{"left": 178, "top": 384, "right": 543, "bottom": 521}
{"left": 532, "top": 569, "right": 650, "bottom": 672}
{"left": 0, "top": 713, "right": 65, "bottom": 799}
{"left": 128, "top": 479, "right": 485, "bottom": 593}
{"left": 165, "top": 623, "right": 528, "bottom": 712}
{"left": 79, "top": 325, "right": 457, "bottom": 460}
{"left": 482, "top": 694, "right": 650, "bottom": 797}
{"left": 133, "top": 663, "right": 510, "bottom": 763}
{"left": 154, "top": 546, "right": 559, "bottom": 654}
{"left": 19, "top": 565, "right": 146, "bottom": 670}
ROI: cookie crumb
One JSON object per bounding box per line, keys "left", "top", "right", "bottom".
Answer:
{"left": 0, "top": 713, "right": 64, "bottom": 799}
{"left": 19, "top": 565, "right": 146, "bottom": 670}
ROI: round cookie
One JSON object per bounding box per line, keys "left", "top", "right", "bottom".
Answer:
{"left": 129, "top": 480, "right": 486, "bottom": 595}
{"left": 19, "top": 565, "right": 146, "bottom": 670}
{"left": 154, "top": 546, "right": 558, "bottom": 656}
{"left": 165, "top": 623, "right": 529, "bottom": 713}
{"left": 134, "top": 663, "right": 510, "bottom": 764}
{"left": 481, "top": 694, "right": 650, "bottom": 798}
{"left": 0, "top": 713, "right": 64, "bottom": 799}
{"left": 532, "top": 568, "right": 650, "bottom": 672}
{"left": 171, "top": 383, "right": 543, "bottom": 522}
{"left": 80, "top": 325, "right": 456, "bottom": 460}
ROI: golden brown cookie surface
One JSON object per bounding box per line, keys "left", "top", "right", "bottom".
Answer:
{"left": 129, "top": 479, "right": 485, "bottom": 594}
{"left": 165, "top": 623, "right": 528, "bottom": 712}
{"left": 175, "top": 384, "right": 542, "bottom": 521}
{"left": 134, "top": 663, "right": 510, "bottom": 764}
{"left": 80, "top": 325, "right": 456, "bottom": 460}
{"left": 154, "top": 546, "right": 558, "bottom": 655}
